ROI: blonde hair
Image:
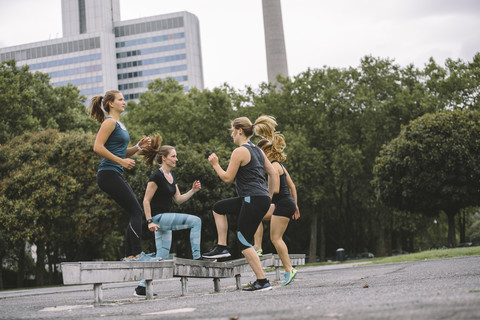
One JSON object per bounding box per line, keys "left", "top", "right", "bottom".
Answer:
{"left": 254, "top": 115, "right": 286, "bottom": 162}
{"left": 88, "top": 90, "right": 120, "bottom": 123}
{"left": 138, "top": 134, "right": 175, "bottom": 167}
{"left": 231, "top": 117, "right": 254, "bottom": 138}
{"left": 253, "top": 115, "right": 277, "bottom": 141}
{"left": 257, "top": 134, "right": 286, "bottom": 163}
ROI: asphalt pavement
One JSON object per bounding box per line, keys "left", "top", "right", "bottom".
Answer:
{"left": 1, "top": 256, "right": 479, "bottom": 319}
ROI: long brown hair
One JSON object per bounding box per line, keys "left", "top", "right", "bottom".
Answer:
{"left": 88, "top": 90, "right": 120, "bottom": 123}
{"left": 138, "top": 134, "right": 175, "bottom": 167}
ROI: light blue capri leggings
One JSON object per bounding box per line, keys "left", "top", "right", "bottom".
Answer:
{"left": 138, "top": 212, "right": 201, "bottom": 288}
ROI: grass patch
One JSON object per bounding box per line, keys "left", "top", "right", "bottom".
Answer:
{"left": 303, "top": 246, "right": 480, "bottom": 268}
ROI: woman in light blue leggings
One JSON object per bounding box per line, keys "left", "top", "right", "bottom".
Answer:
{"left": 134, "top": 134, "right": 211, "bottom": 297}
{"left": 151, "top": 212, "right": 201, "bottom": 260}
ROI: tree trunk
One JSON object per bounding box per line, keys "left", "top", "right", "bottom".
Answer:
{"left": 319, "top": 210, "right": 326, "bottom": 262}
{"left": 35, "top": 240, "right": 45, "bottom": 286}
{"left": 308, "top": 212, "right": 318, "bottom": 263}
{"left": 16, "top": 240, "right": 26, "bottom": 288}
{"left": 377, "top": 223, "right": 386, "bottom": 257}
{"left": 446, "top": 211, "right": 456, "bottom": 248}
{"left": 0, "top": 254, "right": 4, "bottom": 290}
{"left": 459, "top": 211, "right": 466, "bottom": 244}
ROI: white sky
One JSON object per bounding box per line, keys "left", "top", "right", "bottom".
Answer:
{"left": 0, "top": 0, "right": 479, "bottom": 90}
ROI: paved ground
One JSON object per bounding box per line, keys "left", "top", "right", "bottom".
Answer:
{"left": 1, "top": 256, "right": 479, "bottom": 319}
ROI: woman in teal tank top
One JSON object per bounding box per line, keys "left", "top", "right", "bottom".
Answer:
{"left": 88, "top": 90, "right": 159, "bottom": 263}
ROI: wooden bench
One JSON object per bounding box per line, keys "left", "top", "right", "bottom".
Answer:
{"left": 61, "top": 260, "right": 174, "bottom": 303}
{"left": 173, "top": 257, "right": 234, "bottom": 295}
{"left": 61, "top": 253, "right": 306, "bottom": 303}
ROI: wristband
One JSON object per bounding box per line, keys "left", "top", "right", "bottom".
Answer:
{"left": 147, "top": 219, "right": 153, "bottom": 224}
{"left": 135, "top": 142, "right": 143, "bottom": 151}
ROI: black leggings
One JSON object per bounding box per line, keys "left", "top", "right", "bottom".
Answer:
{"left": 97, "top": 170, "right": 142, "bottom": 257}
{"left": 213, "top": 196, "right": 270, "bottom": 251}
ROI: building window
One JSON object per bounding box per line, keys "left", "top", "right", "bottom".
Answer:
{"left": 79, "top": 0, "right": 86, "bottom": 34}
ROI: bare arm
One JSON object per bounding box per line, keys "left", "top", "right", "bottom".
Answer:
{"left": 143, "top": 181, "right": 160, "bottom": 231}
{"left": 208, "top": 147, "right": 247, "bottom": 184}
{"left": 262, "top": 150, "right": 277, "bottom": 198}
{"left": 173, "top": 180, "right": 201, "bottom": 205}
{"left": 272, "top": 162, "right": 282, "bottom": 194}
{"left": 284, "top": 167, "right": 300, "bottom": 220}
{"left": 126, "top": 136, "right": 151, "bottom": 158}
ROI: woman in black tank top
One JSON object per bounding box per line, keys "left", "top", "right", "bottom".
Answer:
{"left": 203, "top": 116, "right": 277, "bottom": 292}
{"left": 252, "top": 115, "right": 300, "bottom": 286}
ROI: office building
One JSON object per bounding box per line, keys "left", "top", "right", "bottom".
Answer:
{"left": 0, "top": 0, "right": 204, "bottom": 102}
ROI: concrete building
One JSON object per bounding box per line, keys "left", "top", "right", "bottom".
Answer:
{"left": 262, "top": 0, "right": 288, "bottom": 85}
{"left": 0, "top": 0, "right": 204, "bottom": 102}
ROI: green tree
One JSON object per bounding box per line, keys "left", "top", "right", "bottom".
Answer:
{"left": 123, "top": 78, "right": 235, "bottom": 145}
{"left": 373, "top": 109, "right": 480, "bottom": 247}
{"left": 0, "top": 129, "right": 117, "bottom": 285}
{"left": 0, "top": 60, "right": 95, "bottom": 144}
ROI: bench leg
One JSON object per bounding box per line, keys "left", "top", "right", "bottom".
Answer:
{"left": 275, "top": 266, "right": 281, "bottom": 281}
{"left": 213, "top": 278, "right": 220, "bottom": 292}
{"left": 93, "top": 283, "right": 103, "bottom": 304}
{"left": 235, "top": 274, "right": 241, "bottom": 290}
{"left": 180, "top": 276, "right": 188, "bottom": 296}
{"left": 145, "top": 279, "right": 153, "bottom": 299}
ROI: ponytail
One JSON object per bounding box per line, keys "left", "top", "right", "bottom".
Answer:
{"left": 138, "top": 134, "right": 175, "bottom": 167}
{"left": 253, "top": 115, "right": 277, "bottom": 140}
{"left": 88, "top": 90, "right": 120, "bottom": 123}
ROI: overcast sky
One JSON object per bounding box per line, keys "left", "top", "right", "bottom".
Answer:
{"left": 0, "top": 0, "right": 479, "bottom": 90}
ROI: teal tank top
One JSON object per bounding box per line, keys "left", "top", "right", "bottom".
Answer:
{"left": 97, "top": 116, "right": 130, "bottom": 175}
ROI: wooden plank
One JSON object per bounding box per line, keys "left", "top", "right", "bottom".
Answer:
{"left": 173, "top": 257, "right": 234, "bottom": 278}
{"left": 61, "top": 261, "right": 174, "bottom": 285}
{"left": 273, "top": 254, "right": 306, "bottom": 267}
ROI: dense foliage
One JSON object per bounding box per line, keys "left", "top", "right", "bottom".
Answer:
{"left": 0, "top": 53, "right": 479, "bottom": 288}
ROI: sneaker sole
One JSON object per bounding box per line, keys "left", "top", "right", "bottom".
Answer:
{"left": 243, "top": 286, "right": 273, "bottom": 292}
{"left": 202, "top": 253, "right": 231, "bottom": 259}
{"left": 133, "top": 291, "right": 157, "bottom": 297}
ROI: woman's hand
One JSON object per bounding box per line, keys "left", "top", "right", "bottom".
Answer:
{"left": 137, "top": 136, "right": 152, "bottom": 149}
{"left": 192, "top": 180, "right": 201, "bottom": 192}
{"left": 208, "top": 153, "right": 219, "bottom": 166}
{"left": 120, "top": 158, "right": 135, "bottom": 170}
{"left": 148, "top": 222, "right": 160, "bottom": 232}
{"left": 292, "top": 206, "right": 300, "bottom": 220}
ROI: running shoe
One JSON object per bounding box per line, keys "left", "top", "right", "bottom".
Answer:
{"left": 195, "top": 256, "right": 217, "bottom": 262}
{"left": 133, "top": 285, "right": 157, "bottom": 297}
{"left": 130, "top": 252, "right": 163, "bottom": 262}
{"left": 242, "top": 280, "right": 272, "bottom": 292}
{"left": 202, "top": 246, "right": 231, "bottom": 259}
{"left": 281, "top": 268, "right": 297, "bottom": 286}
{"left": 256, "top": 248, "right": 263, "bottom": 256}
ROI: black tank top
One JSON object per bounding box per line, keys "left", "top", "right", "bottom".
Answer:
{"left": 235, "top": 142, "right": 270, "bottom": 197}
{"left": 272, "top": 161, "right": 292, "bottom": 203}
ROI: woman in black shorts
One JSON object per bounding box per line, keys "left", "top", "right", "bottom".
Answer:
{"left": 253, "top": 115, "right": 300, "bottom": 286}
{"left": 202, "top": 117, "right": 277, "bottom": 292}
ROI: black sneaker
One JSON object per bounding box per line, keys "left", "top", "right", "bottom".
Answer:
{"left": 195, "top": 256, "right": 217, "bottom": 262}
{"left": 133, "top": 285, "right": 158, "bottom": 297}
{"left": 202, "top": 246, "right": 231, "bottom": 259}
{"left": 242, "top": 280, "right": 272, "bottom": 292}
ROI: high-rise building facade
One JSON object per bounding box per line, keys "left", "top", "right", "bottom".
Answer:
{"left": 0, "top": 0, "right": 204, "bottom": 102}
